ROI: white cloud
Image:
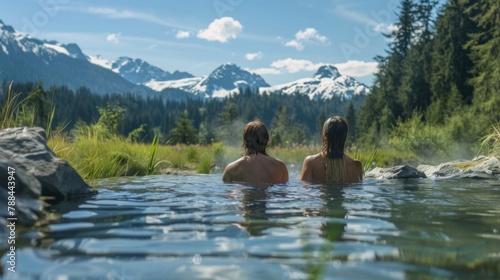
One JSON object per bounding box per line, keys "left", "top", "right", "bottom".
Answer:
{"left": 296, "top": 28, "right": 328, "bottom": 43}
{"left": 284, "top": 40, "right": 304, "bottom": 51}
{"left": 251, "top": 59, "right": 378, "bottom": 77}
{"left": 333, "top": 60, "right": 379, "bottom": 77}
{"left": 373, "top": 23, "right": 398, "bottom": 34}
{"left": 176, "top": 31, "right": 190, "bottom": 39}
{"left": 245, "top": 51, "right": 263, "bottom": 61}
{"left": 251, "top": 67, "right": 281, "bottom": 75}
{"left": 106, "top": 33, "right": 121, "bottom": 44}
{"left": 285, "top": 28, "right": 329, "bottom": 51}
{"left": 270, "top": 58, "right": 322, "bottom": 73}
{"left": 197, "top": 17, "right": 243, "bottom": 43}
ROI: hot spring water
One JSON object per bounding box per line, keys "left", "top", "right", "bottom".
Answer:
{"left": 2, "top": 174, "right": 500, "bottom": 279}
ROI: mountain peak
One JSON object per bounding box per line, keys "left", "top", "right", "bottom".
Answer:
{"left": 202, "top": 63, "right": 269, "bottom": 93}
{"left": 0, "top": 20, "right": 15, "bottom": 33}
{"left": 313, "top": 65, "right": 341, "bottom": 79}
{"left": 261, "top": 64, "right": 369, "bottom": 100}
{"left": 213, "top": 63, "right": 241, "bottom": 73}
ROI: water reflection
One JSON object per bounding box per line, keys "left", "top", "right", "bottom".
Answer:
{"left": 317, "top": 186, "right": 348, "bottom": 242}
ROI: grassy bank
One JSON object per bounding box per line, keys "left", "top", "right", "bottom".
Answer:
{"left": 48, "top": 134, "right": 227, "bottom": 180}
{"left": 47, "top": 133, "right": 419, "bottom": 181}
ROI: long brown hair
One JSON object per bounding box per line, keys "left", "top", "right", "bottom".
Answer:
{"left": 243, "top": 120, "right": 269, "bottom": 155}
{"left": 322, "top": 116, "right": 348, "bottom": 183}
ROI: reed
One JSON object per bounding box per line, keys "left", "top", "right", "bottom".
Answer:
{"left": 147, "top": 134, "right": 159, "bottom": 175}
{"left": 0, "top": 83, "right": 24, "bottom": 129}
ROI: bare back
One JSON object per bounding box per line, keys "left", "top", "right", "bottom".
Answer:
{"left": 223, "top": 154, "right": 289, "bottom": 186}
{"left": 301, "top": 153, "right": 363, "bottom": 184}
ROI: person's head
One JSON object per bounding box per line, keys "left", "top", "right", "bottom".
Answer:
{"left": 322, "top": 116, "right": 348, "bottom": 159}
{"left": 243, "top": 120, "right": 269, "bottom": 155}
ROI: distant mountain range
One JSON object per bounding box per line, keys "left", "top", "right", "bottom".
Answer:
{"left": 89, "top": 55, "right": 194, "bottom": 86}
{"left": 0, "top": 19, "right": 369, "bottom": 100}
{"left": 146, "top": 63, "right": 270, "bottom": 99}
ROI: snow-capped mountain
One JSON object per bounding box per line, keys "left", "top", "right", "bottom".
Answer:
{"left": 43, "top": 40, "right": 87, "bottom": 60}
{"left": 260, "top": 65, "right": 370, "bottom": 100}
{"left": 88, "top": 56, "right": 193, "bottom": 85}
{"left": 0, "top": 20, "right": 154, "bottom": 96}
{"left": 0, "top": 19, "right": 369, "bottom": 100}
{"left": 147, "top": 63, "right": 270, "bottom": 98}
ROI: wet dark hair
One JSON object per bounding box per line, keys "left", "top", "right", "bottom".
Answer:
{"left": 322, "top": 116, "right": 348, "bottom": 159}
{"left": 243, "top": 120, "right": 269, "bottom": 155}
{"left": 322, "top": 116, "right": 349, "bottom": 183}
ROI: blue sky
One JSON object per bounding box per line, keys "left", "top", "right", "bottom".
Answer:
{"left": 0, "top": 0, "right": 404, "bottom": 86}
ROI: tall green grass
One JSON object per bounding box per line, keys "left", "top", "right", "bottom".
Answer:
{"left": 1, "top": 82, "right": 57, "bottom": 135}
{"left": 48, "top": 133, "right": 232, "bottom": 180}
{"left": 480, "top": 123, "right": 500, "bottom": 157}
{"left": 1, "top": 83, "right": 25, "bottom": 129}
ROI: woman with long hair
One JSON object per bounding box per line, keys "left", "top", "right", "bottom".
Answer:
{"left": 301, "top": 116, "right": 363, "bottom": 184}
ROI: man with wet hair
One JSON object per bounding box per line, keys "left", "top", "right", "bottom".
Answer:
{"left": 301, "top": 116, "right": 363, "bottom": 184}
{"left": 223, "top": 120, "right": 289, "bottom": 186}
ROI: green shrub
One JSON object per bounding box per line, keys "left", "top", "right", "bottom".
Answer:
{"left": 389, "top": 113, "right": 454, "bottom": 164}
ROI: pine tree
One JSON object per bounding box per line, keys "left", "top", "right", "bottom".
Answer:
{"left": 345, "top": 102, "right": 357, "bottom": 144}
{"left": 429, "top": 0, "right": 476, "bottom": 123}
{"left": 168, "top": 111, "right": 198, "bottom": 144}
{"left": 396, "top": 0, "right": 438, "bottom": 120}
{"left": 357, "top": 0, "right": 420, "bottom": 143}
{"left": 464, "top": 0, "right": 500, "bottom": 121}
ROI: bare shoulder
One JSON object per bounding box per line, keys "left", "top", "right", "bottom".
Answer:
{"left": 222, "top": 157, "right": 246, "bottom": 182}
{"left": 272, "top": 157, "right": 289, "bottom": 182}
{"left": 304, "top": 153, "right": 322, "bottom": 163}
{"left": 346, "top": 156, "right": 362, "bottom": 168}
{"left": 345, "top": 155, "right": 363, "bottom": 181}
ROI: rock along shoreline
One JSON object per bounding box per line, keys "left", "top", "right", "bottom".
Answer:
{"left": 0, "top": 127, "right": 96, "bottom": 249}
{"left": 365, "top": 156, "right": 500, "bottom": 180}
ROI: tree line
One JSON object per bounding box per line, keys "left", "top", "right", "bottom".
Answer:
{"left": 356, "top": 0, "right": 498, "bottom": 161}
{"left": 0, "top": 82, "right": 365, "bottom": 147}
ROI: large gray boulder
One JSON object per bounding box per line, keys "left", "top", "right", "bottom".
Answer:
{"left": 417, "top": 156, "right": 500, "bottom": 179}
{"left": 0, "top": 127, "right": 96, "bottom": 249}
{"left": 417, "top": 161, "right": 465, "bottom": 179}
{"left": 0, "top": 127, "right": 95, "bottom": 199}
{"left": 365, "top": 165, "right": 427, "bottom": 179}
{"left": 365, "top": 157, "right": 500, "bottom": 180}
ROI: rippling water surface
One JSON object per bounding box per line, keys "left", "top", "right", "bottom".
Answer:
{"left": 2, "top": 174, "right": 500, "bottom": 279}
